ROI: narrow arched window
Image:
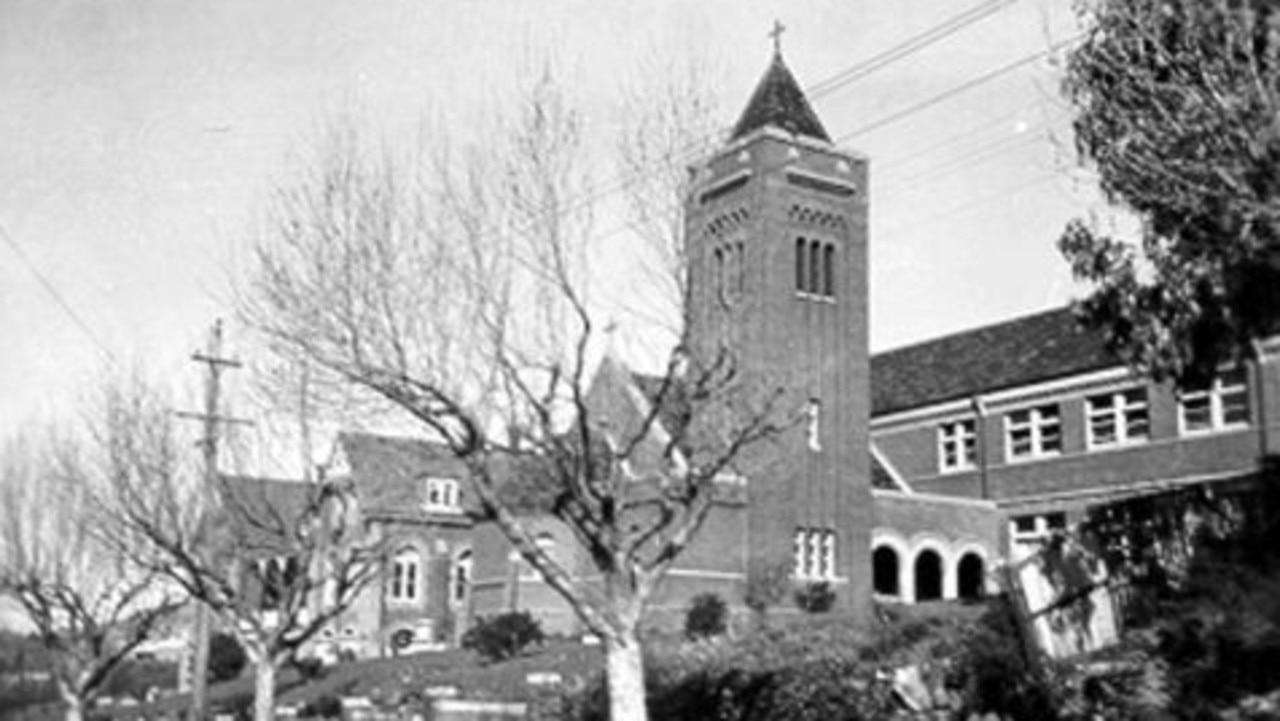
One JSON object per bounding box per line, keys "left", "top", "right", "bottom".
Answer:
{"left": 390, "top": 548, "right": 421, "bottom": 603}
{"left": 809, "top": 240, "right": 822, "bottom": 298}
{"left": 823, "top": 244, "right": 835, "bottom": 298}
{"left": 735, "top": 241, "right": 745, "bottom": 296}
{"left": 453, "top": 549, "right": 473, "bottom": 604}
{"left": 795, "top": 238, "right": 806, "bottom": 293}
{"left": 873, "top": 546, "right": 900, "bottom": 596}
{"left": 713, "top": 248, "right": 725, "bottom": 301}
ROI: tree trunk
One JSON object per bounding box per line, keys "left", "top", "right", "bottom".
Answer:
{"left": 252, "top": 658, "right": 278, "bottom": 721}
{"left": 62, "top": 694, "right": 84, "bottom": 721}
{"left": 605, "top": 628, "right": 648, "bottom": 721}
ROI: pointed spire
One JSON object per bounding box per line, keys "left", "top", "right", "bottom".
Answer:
{"left": 730, "top": 32, "right": 831, "bottom": 143}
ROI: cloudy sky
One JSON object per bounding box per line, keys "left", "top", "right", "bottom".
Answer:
{"left": 1, "top": 0, "right": 1096, "bottom": 450}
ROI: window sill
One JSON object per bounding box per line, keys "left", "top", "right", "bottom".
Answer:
{"left": 1179, "top": 422, "right": 1250, "bottom": 437}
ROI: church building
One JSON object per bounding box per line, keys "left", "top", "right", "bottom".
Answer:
{"left": 286, "top": 47, "right": 1280, "bottom": 658}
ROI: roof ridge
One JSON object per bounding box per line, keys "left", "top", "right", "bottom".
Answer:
{"left": 872, "top": 305, "right": 1077, "bottom": 359}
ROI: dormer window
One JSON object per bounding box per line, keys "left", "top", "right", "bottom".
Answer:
{"left": 424, "top": 477, "right": 460, "bottom": 513}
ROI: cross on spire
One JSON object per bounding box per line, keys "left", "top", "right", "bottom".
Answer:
{"left": 769, "top": 20, "right": 786, "bottom": 56}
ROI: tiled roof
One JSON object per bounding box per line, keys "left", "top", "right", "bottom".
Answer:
{"left": 335, "top": 432, "right": 476, "bottom": 519}
{"left": 219, "top": 475, "right": 322, "bottom": 555}
{"left": 631, "top": 373, "right": 692, "bottom": 440}
{"left": 871, "top": 306, "right": 1119, "bottom": 416}
{"left": 731, "top": 52, "right": 831, "bottom": 143}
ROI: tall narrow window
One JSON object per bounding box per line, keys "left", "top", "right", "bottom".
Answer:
{"left": 809, "top": 240, "right": 822, "bottom": 297}
{"left": 735, "top": 241, "right": 746, "bottom": 297}
{"left": 713, "top": 248, "right": 725, "bottom": 301}
{"left": 807, "top": 398, "right": 821, "bottom": 451}
{"left": 389, "top": 549, "right": 421, "bottom": 603}
{"left": 938, "top": 419, "right": 977, "bottom": 472}
{"left": 452, "top": 549, "right": 473, "bottom": 604}
{"left": 795, "top": 238, "right": 806, "bottom": 293}
{"left": 823, "top": 244, "right": 835, "bottom": 297}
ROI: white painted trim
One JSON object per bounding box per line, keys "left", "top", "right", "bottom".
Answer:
{"left": 872, "top": 488, "right": 997, "bottom": 510}
{"left": 664, "top": 568, "right": 747, "bottom": 581}
{"left": 784, "top": 167, "right": 860, "bottom": 196}
{"left": 872, "top": 366, "right": 1135, "bottom": 431}
{"left": 994, "top": 467, "right": 1259, "bottom": 509}
{"left": 695, "top": 169, "right": 753, "bottom": 204}
{"left": 870, "top": 443, "right": 914, "bottom": 493}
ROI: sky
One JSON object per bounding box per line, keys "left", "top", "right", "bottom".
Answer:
{"left": 0, "top": 0, "right": 1100, "bottom": 457}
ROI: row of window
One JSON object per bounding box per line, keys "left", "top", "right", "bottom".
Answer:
{"left": 938, "top": 370, "right": 1250, "bottom": 472}
{"left": 794, "top": 237, "right": 836, "bottom": 299}
{"left": 389, "top": 548, "right": 472, "bottom": 604}
{"left": 793, "top": 527, "right": 837, "bottom": 580}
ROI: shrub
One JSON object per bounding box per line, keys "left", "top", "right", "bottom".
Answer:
{"left": 461, "top": 611, "right": 545, "bottom": 663}
{"left": 794, "top": 581, "right": 836, "bottom": 613}
{"left": 300, "top": 693, "right": 343, "bottom": 719}
{"left": 684, "top": 593, "right": 728, "bottom": 641}
{"left": 208, "top": 632, "right": 248, "bottom": 683}
{"left": 949, "top": 596, "right": 1060, "bottom": 720}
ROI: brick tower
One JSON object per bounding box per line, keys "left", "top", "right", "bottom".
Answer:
{"left": 686, "top": 47, "right": 871, "bottom": 618}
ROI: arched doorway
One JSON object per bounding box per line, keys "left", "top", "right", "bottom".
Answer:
{"left": 957, "top": 553, "right": 985, "bottom": 600}
{"left": 873, "top": 546, "right": 900, "bottom": 596}
{"left": 914, "top": 549, "right": 943, "bottom": 602}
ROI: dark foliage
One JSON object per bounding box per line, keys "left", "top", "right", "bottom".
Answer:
{"left": 793, "top": 581, "right": 836, "bottom": 613}
{"left": 1059, "top": 0, "right": 1280, "bottom": 382}
{"left": 461, "top": 611, "right": 546, "bottom": 663}
{"left": 683, "top": 593, "right": 728, "bottom": 641}
{"left": 300, "top": 693, "right": 344, "bottom": 719}
{"left": 949, "top": 596, "right": 1061, "bottom": 720}
{"left": 1078, "top": 470, "right": 1280, "bottom": 717}
{"left": 208, "top": 631, "right": 248, "bottom": 683}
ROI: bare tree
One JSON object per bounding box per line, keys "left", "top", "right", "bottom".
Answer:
{"left": 95, "top": 375, "right": 384, "bottom": 721}
{"left": 241, "top": 65, "right": 785, "bottom": 721}
{"left": 0, "top": 424, "right": 178, "bottom": 721}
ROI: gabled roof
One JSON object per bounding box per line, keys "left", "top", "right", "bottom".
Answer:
{"left": 731, "top": 52, "right": 831, "bottom": 143}
{"left": 219, "top": 475, "right": 323, "bottom": 555}
{"left": 332, "top": 432, "right": 476, "bottom": 519}
{"left": 871, "top": 306, "right": 1119, "bottom": 417}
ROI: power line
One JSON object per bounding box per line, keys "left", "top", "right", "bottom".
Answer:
{"left": 0, "top": 221, "right": 120, "bottom": 367}
{"left": 836, "top": 32, "right": 1084, "bottom": 143}
{"left": 877, "top": 128, "right": 1044, "bottom": 195}
{"left": 874, "top": 100, "right": 1052, "bottom": 170}
{"left": 877, "top": 171, "right": 1062, "bottom": 239}
{"left": 522, "top": 0, "right": 1029, "bottom": 237}
{"left": 807, "top": 0, "right": 1017, "bottom": 100}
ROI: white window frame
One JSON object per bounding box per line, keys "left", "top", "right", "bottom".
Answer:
{"left": 1086, "top": 388, "right": 1150, "bottom": 449}
{"left": 806, "top": 398, "right": 822, "bottom": 452}
{"left": 424, "top": 477, "right": 461, "bottom": 513}
{"left": 793, "top": 527, "right": 837, "bottom": 581}
{"left": 1178, "top": 369, "right": 1250, "bottom": 435}
{"left": 1005, "top": 404, "right": 1062, "bottom": 461}
{"left": 938, "top": 418, "right": 977, "bottom": 473}
{"left": 389, "top": 549, "right": 420, "bottom": 604}
{"left": 1009, "top": 512, "right": 1066, "bottom": 544}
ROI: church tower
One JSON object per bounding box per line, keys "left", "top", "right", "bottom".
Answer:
{"left": 686, "top": 44, "right": 871, "bottom": 618}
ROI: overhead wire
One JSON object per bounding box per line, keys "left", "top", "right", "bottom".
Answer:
{"left": 0, "top": 221, "right": 120, "bottom": 368}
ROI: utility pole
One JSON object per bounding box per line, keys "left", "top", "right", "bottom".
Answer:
{"left": 176, "top": 320, "right": 251, "bottom": 721}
